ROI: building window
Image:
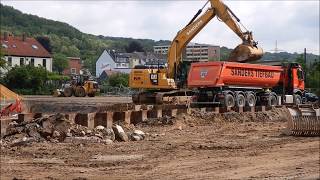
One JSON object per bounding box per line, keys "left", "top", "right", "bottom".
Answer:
{"left": 32, "top": 45, "right": 38, "bottom": 49}
{"left": 31, "top": 58, "right": 34, "bottom": 66}
{"left": 8, "top": 57, "right": 12, "bottom": 67}
{"left": 42, "top": 59, "right": 46, "bottom": 68}
{"left": 71, "top": 68, "right": 76, "bottom": 74}
{"left": 20, "top": 58, "right": 24, "bottom": 65}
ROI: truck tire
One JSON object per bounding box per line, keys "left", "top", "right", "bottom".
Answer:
{"left": 222, "top": 94, "right": 235, "bottom": 108}
{"left": 246, "top": 92, "right": 256, "bottom": 107}
{"left": 88, "top": 93, "right": 95, "bottom": 97}
{"left": 268, "top": 93, "right": 278, "bottom": 106}
{"left": 294, "top": 94, "right": 302, "bottom": 105}
{"left": 63, "top": 87, "right": 73, "bottom": 97}
{"left": 236, "top": 93, "right": 245, "bottom": 107}
{"left": 75, "top": 87, "right": 86, "bottom": 97}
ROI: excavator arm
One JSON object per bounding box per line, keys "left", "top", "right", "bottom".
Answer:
{"left": 167, "top": 5, "right": 215, "bottom": 78}
{"left": 167, "top": 0, "right": 263, "bottom": 79}
{"left": 129, "top": 0, "right": 263, "bottom": 104}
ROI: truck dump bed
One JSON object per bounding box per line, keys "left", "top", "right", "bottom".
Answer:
{"left": 187, "top": 61, "right": 283, "bottom": 89}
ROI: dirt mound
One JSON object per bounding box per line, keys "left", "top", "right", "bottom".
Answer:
{"left": 175, "top": 107, "right": 290, "bottom": 127}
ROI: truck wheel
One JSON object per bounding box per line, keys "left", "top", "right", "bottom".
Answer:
{"left": 246, "top": 93, "right": 256, "bottom": 107}
{"left": 268, "top": 94, "right": 278, "bottom": 106}
{"left": 75, "top": 87, "right": 86, "bottom": 97}
{"left": 63, "top": 87, "right": 73, "bottom": 97}
{"left": 294, "top": 94, "right": 302, "bottom": 105}
{"left": 88, "top": 93, "right": 95, "bottom": 97}
{"left": 236, "top": 94, "right": 245, "bottom": 107}
{"left": 223, "top": 94, "right": 235, "bottom": 108}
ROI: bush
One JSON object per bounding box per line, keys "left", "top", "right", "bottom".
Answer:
{"left": 4, "top": 65, "right": 67, "bottom": 95}
{"left": 106, "top": 73, "right": 129, "bottom": 87}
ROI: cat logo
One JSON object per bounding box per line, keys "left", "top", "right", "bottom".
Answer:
{"left": 200, "top": 70, "right": 208, "bottom": 79}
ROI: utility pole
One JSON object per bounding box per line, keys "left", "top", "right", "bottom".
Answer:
{"left": 304, "top": 48, "right": 307, "bottom": 85}
{"left": 304, "top": 48, "right": 307, "bottom": 68}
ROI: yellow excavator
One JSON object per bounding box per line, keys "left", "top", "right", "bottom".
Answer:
{"left": 129, "top": 0, "right": 263, "bottom": 104}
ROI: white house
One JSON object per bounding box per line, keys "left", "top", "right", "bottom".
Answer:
{"left": 95, "top": 50, "right": 168, "bottom": 78}
{"left": 95, "top": 50, "right": 131, "bottom": 77}
{"left": 0, "top": 33, "right": 53, "bottom": 72}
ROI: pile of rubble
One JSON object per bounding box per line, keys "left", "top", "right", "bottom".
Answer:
{"left": 1, "top": 114, "right": 146, "bottom": 147}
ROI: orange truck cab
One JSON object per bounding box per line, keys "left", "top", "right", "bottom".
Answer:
{"left": 187, "top": 62, "right": 305, "bottom": 107}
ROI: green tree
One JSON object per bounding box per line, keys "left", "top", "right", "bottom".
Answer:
{"left": 108, "top": 73, "right": 129, "bottom": 87}
{"left": 5, "top": 65, "right": 48, "bottom": 94}
{"left": 53, "top": 53, "right": 68, "bottom": 74}
{"left": 0, "top": 48, "right": 6, "bottom": 69}
{"left": 125, "top": 41, "right": 144, "bottom": 53}
{"left": 36, "top": 36, "right": 52, "bottom": 53}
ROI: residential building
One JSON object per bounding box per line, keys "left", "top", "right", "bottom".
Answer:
{"left": 154, "top": 45, "right": 170, "bottom": 55}
{"left": 185, "top": 43, "right": 220, "bottom": 61}
{"left": 153, "top": 43, "right": 220, "bottom": 61}
{"left": 95, "top": 50, "right": 168, "bottom": 78}
{"left": 0, "top": 33, "right": 53, "bottom": 72}
{"left": 98, "top": 69, "right": 120, "bottom": 81}
{"left": 95, "top": 50, "right": 131, "bottom": 77}
{"left": 63, "top": 57, "right": 82, "bottom": 76}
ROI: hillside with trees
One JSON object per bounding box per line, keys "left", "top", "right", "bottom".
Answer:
{"left": 0, "top": 4, "right": 170, "bottom": 75}
{"left": 0, "top": 3, "right": 319, "bottom": 94}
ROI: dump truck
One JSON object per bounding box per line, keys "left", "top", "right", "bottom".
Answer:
{"left": 188, "top": 61, "right": 319, "bottom": 136}
{"left": 188, "top": 62, "right": 305, "bottom": 107}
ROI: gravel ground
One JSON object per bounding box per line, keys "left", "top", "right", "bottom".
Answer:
{"left": 1, "top": 108, "right": 319, "bottom": 180}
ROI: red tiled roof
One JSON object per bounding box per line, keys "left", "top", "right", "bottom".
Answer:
{"left": 1, "top": 35, "right": 52, "bottom": 58}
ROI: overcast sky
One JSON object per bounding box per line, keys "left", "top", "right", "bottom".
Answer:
{"left": 2, "top": 0, "right": 320, "bottom": 54}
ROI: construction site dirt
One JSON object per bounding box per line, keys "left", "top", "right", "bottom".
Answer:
{"left": 1, "top": 102, "right": 319, "bottom": 180}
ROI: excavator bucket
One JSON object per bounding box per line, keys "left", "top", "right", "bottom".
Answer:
{"left": 286, "top": 105, "right": 320, "bottom": 136}
{"left": 228, "top": 44, "right": 263, "bottom": 62}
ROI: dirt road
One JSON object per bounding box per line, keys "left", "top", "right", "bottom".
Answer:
{"left": 1, "top": 112, "right": 319, "bottom": 180}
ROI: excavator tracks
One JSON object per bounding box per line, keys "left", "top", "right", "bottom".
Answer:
{"left": 286, "top": 105, "right": 320, "bottom": 136}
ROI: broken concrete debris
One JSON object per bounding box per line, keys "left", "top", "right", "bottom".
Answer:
{"left": 112, "top": 124, "right": 129, "bottom": 142}
{"left": 1, "top": 113, "right": 146, "bottom": 147}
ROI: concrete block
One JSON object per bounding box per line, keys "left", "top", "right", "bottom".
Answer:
{"left": 214, "top": 107, "right": 220, "bottom": 114}
{"left": 124, "top": 111, "right": 132, "bottom": 125}
{"left": 130, "top": 110, "right": 148, "bottom": 125}
{"left": 0, "top": 118, "right": 16, "bottom": 137}
{"left": 18, "top": 113, "right": 35, "bottom": 122}
{"left": 235, "top": 107, "right": 243, "bottom": 113}
{"left": 147, "top": 109, "right": 162, "bottom": 118}
{"left": 205, "top": 107, "right": 214, "bottom": 112}
{"left": 134, "top": 105, "right": 142, "bottom": 111}
{"left": 163, "top": 109, "right": 178, "bottom": 117}
{"left": 94, "top": 113, "right": 108, "bottom": 127}
{"left": 75, "top": 113, "right": 95, "bottom": 128}
{"left": 113, "top": 111, "right": 125, "bottom": 124}
{"left": 107, "top": 112, "right": 113, "bottom": 128}
{"left": 177, "top": 108, "right": 187, "bottom": 114}
{"left": 65, "top": 113, "right": 76, "bottom": 124}
{"left": 200, "top": 108, "right": 206, "bottom": 113}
